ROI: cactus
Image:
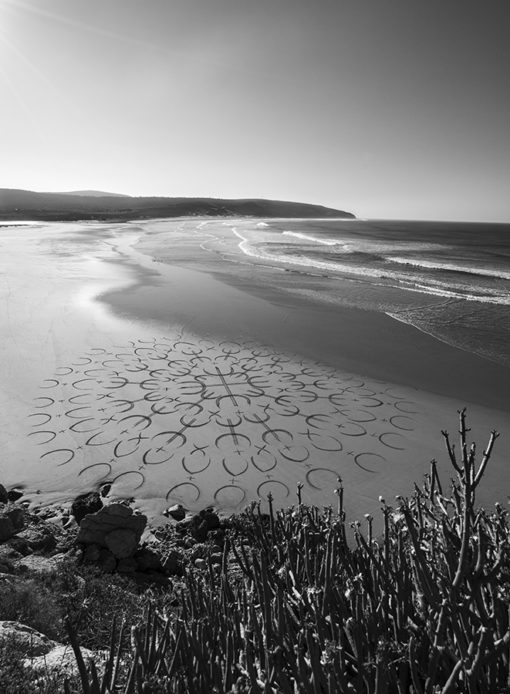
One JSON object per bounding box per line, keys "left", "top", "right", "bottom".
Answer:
{"left": 64, "top": 412, "right": 509, "bottom": 693}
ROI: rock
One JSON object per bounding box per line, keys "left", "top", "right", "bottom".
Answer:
{"left": 77, "top": 504, "right": 146, "bottom": 552}
{"left": 63, "top": 515, "right": 78, "bottom": 530}
{"left": 0, "top": 620, "right": 55, "bottom": 657}
{"left": 0, "top": 545, "right": 22, "bottom": 559}
{"left": 14, "top": 554, "right": 68, "bottom": 575}
{"left": 83, "top": 543, "right": 102, "bottom": 563}
{"left": 5, "top": 506, "right": 25, "bottom": 530}
{"left": 117, "top": 556, "right": 138, "bottom": 574}
{"left": 192, "top": 521, "right": 209, "bottom": 543}
{"left": 97, "top": 548, "right": 116, "bottom": 573}
{"left": 0, "top": 484, "right": 8, "bottom": 504}
{"left": 200, "top": 509, "right": 220, "bottom": 531}
{"left": 0, "top": 620, "right": 102, "bottom": 678}
{"left": 26, "top": 642, "right": 102, "bottom": 676}
{"left": 182, "top": 508, "right": 221, "bottom": 543}
{"left": 71, "top": 491, "right": 103, "bottom": 524}
{"left": 15, "top": 526, "right": 57, "bottom": 553}
{"left": 6, "top": 489, "right": 23, "bottom": 502}
{"left": 135, "top": 547, "right": 162, "bottom": 572}
{"left": 194, "top": 558, "right": 207, "bottom": 570}
{"left": 0, "top": 545, "right": 22, "bottom": 573}
{"left": 105, "top": 528, "right": 137, "bottom": 559}
{"left": 165, "top": 504, "right": 186, "bottom": 521}
{"left": 7, "top": 536, "right": 29, "bottom": 555}
{"left": 0, "top": 515, "right": 15, "bottom": 542}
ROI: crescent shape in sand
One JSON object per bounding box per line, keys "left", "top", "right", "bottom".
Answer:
{"left": 40, "top": 448, "right": 75, "bottom": 466}
{"left": 118, "top": 414, "right": 153, "bottom": 431}
{"left": 257, "top": 479, "right": 290, "bottom": 499}
{"left": 166, "top": 482, "right": 201, "bottom": 503}
{"left": 111, "top": 470, "right": 145, "bottom": 490}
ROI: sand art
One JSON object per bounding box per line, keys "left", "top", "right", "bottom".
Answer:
{"left": 28, "top": 333, "right": 423, "bottom": 513}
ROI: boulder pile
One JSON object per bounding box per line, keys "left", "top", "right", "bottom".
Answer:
{"left": 75, "top": 502, "right": 170, "bottom": 577}
{"left": 1, "top": 480, "right": 229, "bottom": 582}
{"left": 0, "top": 480, "right": 234, "bottom": 685}
{"left": 77, "top": 503, "right": 145, "bottom": 556}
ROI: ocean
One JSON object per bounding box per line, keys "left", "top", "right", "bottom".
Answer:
{"left": 238, "top": 219, "right": 510, "bottom": 369}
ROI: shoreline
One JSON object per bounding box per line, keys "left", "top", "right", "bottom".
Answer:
{"left": 1, "top": 219, "right": 509, "bottom": 525}
{"left": 93, "top": 222, "right": 510, "bottom": 516}
{"left": 99, "top": 228, "right": 510, "bottom": 414}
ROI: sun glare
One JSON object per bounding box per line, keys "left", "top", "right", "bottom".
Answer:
{"left": 0, "top": 0, "right": 74, "bottom": 131}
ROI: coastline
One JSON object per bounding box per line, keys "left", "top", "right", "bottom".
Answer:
{"left": 1, "top": 219, "right": 509, "bottom": 525}
{"left": 103, "top": 219, "right": 510, "bottom": 413}
{"left": 96, "top": 220, "right": 510, "bottom": 516}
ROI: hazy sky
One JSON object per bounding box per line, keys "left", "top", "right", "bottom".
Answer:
{"left": 1, "top": 0, "right": 510, "bottom": 221}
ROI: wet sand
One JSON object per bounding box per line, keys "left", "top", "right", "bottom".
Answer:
{"left": 107, "top": 218, "right": 510, "bottom": 412}
{"left": 1, "top": 219, "right": 509, "bottom": 526}
{"left": 104, "top": 260, "right": 510, "bottom": 413}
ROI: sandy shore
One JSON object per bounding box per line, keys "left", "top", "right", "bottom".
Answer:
{"left": 1, "top": 219, "right": 509, "bottom": 526}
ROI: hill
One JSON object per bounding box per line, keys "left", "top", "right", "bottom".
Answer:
{"left": 58, "top": 190, "right": 130, "bottom": 198}
{"left": 0, "top": 189, "right": 355, "bottom": 221}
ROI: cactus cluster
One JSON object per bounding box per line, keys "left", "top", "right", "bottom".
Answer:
{"left": 66, "top": 411, "right": 510, "bottom": 693}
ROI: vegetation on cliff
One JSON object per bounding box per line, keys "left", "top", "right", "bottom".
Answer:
{"left": 0, "top": 189, "right": 354, "bottom": 222}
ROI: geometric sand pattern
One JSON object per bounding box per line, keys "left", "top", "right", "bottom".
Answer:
{"left": 28, "top": 335, "right": 421, "bottom": 511}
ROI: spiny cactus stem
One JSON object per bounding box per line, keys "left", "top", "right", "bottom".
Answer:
{"left": 474, "top": 431, "right": 499, "bottom": 489}
{"left": 267, "top": 492, "right": 275, "bottom": 546}
{"left": 442, "top": 429, "right": 461, "bottom": 474}
{"left": 459, "top": 407, "right": 471, "bottom": 469}
{"left": 365, "top": 515, "right": 373, "bottom": 545}
{"left": 65, "top": 617, "right": 92, "bottom": 694}
{"left": 441, "top": 658, "right": 465, "bottom": 693}
{"left": 431, "top": 458, "right": 443, "bottom": 496}
{"left": 335, "top": 477, "right": 343, "bottom": 517}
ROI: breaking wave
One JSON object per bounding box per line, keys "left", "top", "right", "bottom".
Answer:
{"left": 233, "top": 228, "right": 510, "bottom": 306}
{"left": 387, "top": 256, "right": 510, "bottom": 281}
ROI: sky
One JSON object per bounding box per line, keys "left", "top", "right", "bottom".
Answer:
{"left": 1, "top": 0, "right": 510, "bottom": 221}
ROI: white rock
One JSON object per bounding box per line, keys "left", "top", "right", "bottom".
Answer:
{"left": 0, "top": 621, "right": 56, "bottom": 657}
{"left": 25, "top": 643, "right": 104, "bottom": 676}
{"left": 0, "top": 620, "right": 104, "bottom": 677}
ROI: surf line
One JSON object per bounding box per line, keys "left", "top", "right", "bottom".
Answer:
{"left": 386, "top": 256, "right": 510, "bottom": 282}
{"left": 282, "top": 231, "right": 339, "bottom": 247}
{"left": 232, "top": 229, "right": 510, "bottom": 306}
{"left": 232, "top": 228, "right": 272, "bottom": 262}
{"left": 232, "top": 227, "right": 381, "bottom": 277}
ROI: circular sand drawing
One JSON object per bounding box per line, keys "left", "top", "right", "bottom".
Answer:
{"left": 28, "top": 335, "right": 420, "bottom": 511}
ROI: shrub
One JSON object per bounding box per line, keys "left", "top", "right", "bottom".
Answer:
{"left": 0, "top": 579, "right": 63, "bottom": 641}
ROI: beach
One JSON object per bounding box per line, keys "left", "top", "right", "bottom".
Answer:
{"left": 1, "top": 218, "right": 509, "bottom": 526}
